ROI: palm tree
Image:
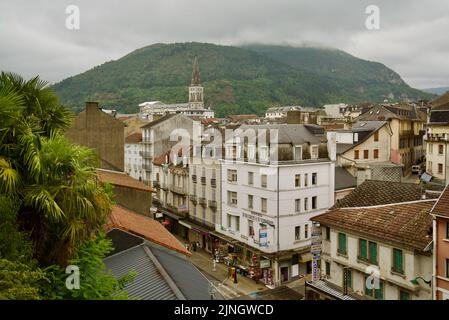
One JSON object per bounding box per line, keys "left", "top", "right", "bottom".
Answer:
{"left": 0, "top": 73, "right": 112, "bottom": 266}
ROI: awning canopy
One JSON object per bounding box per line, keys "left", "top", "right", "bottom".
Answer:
{"left": 299, "top": 252, "right": 313, "bottom": 263}
{"left": 161, "top": 209, "right": 181, "bottom": 220}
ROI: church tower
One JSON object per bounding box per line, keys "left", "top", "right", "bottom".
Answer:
{"left": 188, "top": 56, "right": 204, "bottom": 109}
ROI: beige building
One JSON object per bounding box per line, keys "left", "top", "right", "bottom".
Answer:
{"left": 356, "top": 103, "right": 426, "bottom": 173}
{"left": 309, "top": 200, "right": 434, "bottom": 300}
{"left": 152, "top": 151, "right": 189, "bottom": 238}
{"left": 424, "top": 108, "right": 449, "bottom": 183}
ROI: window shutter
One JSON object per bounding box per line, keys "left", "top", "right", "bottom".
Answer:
{"left": 369, "top": 242, "right": 377, "bottom": 264}
{"left": 359, "top": 239, "right": 367, "bottom": 259}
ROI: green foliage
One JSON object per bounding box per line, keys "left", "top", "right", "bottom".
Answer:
{"left": 0, "top": 259, "right": 46, "bottom": 300}
{"left": 51, "top": 42, "right": 433, "bottom": 116}
{"left": 0, "top": 196, "right": 33, "bottom": 263}
{"left": 41, "top": 234, "right": 135, "bottom": 300}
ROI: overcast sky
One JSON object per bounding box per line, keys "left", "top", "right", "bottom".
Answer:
{"left": 0, "top": 0, "right": 448, "bottom": 88}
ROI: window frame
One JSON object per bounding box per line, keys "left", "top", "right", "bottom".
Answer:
{"left": 392, "top": 248, "right": 404, "bottom": 274}
{"left": 338, "top": 232, "right": 347, "bottom": 255}
{"left": 295, "top": 226, "right": 301, "bottom": 241}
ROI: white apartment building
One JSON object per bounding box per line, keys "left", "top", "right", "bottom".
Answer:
{"left": 218, "top": 124, "right": 336, "bottom": 287}
{"left": 124, "top": 133, "right": 143, "bottom": 181}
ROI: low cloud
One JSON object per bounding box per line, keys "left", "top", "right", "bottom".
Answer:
{"left": 0, "top": 0, "right": 447, "bottom": 88}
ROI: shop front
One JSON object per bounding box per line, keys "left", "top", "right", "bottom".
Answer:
{"left": 180, "top": 220, "right": 215, "bottom": 253}
{"left": 160, "top": 209, "right": 188, "bottom": 240}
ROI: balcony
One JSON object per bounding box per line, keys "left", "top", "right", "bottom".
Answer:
{"left": 140, "top": 151, "right": 153, "bottom": 159}
{"left": 211, "top": 178, "right": 217, "bottom": 188}
{"left": 208, "top": 200, "right": 217, "bottom": 210}
{"left": 192, "top": 174, "right": 197, "bottom": 183}
{"left": 152, "top": 180, "right": 160, "bottom": 188}
{"left": 167, "top": 204, "right": 188, "bottom": 217}
{"left": 189, "top": 194, "right": 197, "bottom": 204}
{"left": 424, "top": 134, "right": 449, "bottom": 142}
{"left": 160, "top": 183, "right": 168, "bottom": 191}
{"left": 170, "top": 184, "right": 187, "bottom": 195}
{"left": 199, "top": 197, "right": 207, "bottom": 207}
{"left": 201, "top": 176, "right": 206, "bottom": 185}
{"left": 142, "top": 164, "right": 152, "bottom": 171}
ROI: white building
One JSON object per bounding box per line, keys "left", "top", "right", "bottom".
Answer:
{"left": 218, "top": 124, "right": 336, "bottom": 287}
{"left": 139, "top": 57, "right": 214, "bottom": 121}
{"left": 265, "top": 106, "right": 302, "bottom": 119}
{"left": 124, "top": 133, "right": 143, "bottom": 181}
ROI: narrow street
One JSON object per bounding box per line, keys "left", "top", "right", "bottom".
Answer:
{"left": 188, "top": 248, "right": 269, "bottom": 299}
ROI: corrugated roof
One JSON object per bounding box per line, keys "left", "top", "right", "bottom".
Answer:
{"left": 104, "top": 244, "right": 180, "bottom": 300}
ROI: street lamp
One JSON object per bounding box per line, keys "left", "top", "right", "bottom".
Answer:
{"left": 410, "top": 276, "right": 431, "bottom": 286}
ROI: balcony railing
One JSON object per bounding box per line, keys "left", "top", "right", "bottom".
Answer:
{"left": 140, "top": 151, "right": 153, "bottom": 159}
{"left": 160, "top": 183, "right": 168, "bottom": 190}
{"left": 425, "top": 134, "right": 449, "bottom": 142}
{"left": 211, "top": 178, "right": 217, "bottom": 188}
{"left": 167, "top": 204, "right": 188, "bottom": 217}
{"left": 201, "top": 176, "right": 206, "bottom": 185}
{"left": 208, "top": 200, "right": 217, "bottom": 210}
{"left": 189, "top": 194, "right": 197, "bottom": 204}
{"left": 192, "top": 174, "right": 197, "bottom": 183}
{"left": 199, "top": 197, "right": 207, "bottom": 206}
{"left": 170, "top": 184, "right": 187, "bottom": 195}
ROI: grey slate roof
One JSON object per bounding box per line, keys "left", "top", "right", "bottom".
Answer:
{"left": 104, "top": 229, "right": 218, "bottom": 300}
{"left": 236, "top": 124, "right": 323, "bottom": 145}
{"left": 334, "top": 167, "right": 357, "bottom": 191}
{"left": 104, "top": 244, "right": 181, "bottom": 300}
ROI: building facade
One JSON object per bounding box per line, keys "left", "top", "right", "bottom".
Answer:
{"left": 124, "top": 133, "right": 143, "bottom": 181}
{"left": 431, "top": 186, "right": 449, "bottom": 300}
{"left": 425, "top": 108, "right": 449, "bottom": 183}
{"left": 218, "top": 124, "right": 336, "bottom": 287}
{"left": 65, "top": 101, "right": 125, "bottom": 171}
{"left": 310, "top": 200, "right": 434, "bottom": 300}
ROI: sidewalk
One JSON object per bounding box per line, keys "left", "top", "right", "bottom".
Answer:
{"left": 188, "top": 248, "right": 269, "bottom": 298}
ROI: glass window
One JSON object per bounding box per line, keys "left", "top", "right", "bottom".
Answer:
{"left": 248, "top": 172, "right": 254, "bottom": 185}
{"left": 369, "top": 242, "right": 378, "bottom": 264}
{"left": 304, "top": 174, "right": 308, "bottom": 187}
{"left": 325, "top": 226, "right": 330, "bottom": 240}
{"left": 354, "top": 150, "right": 359, "bottom": 159}
{"left": 295, "top": 226, "right": 301, "bottom": 240}
{"left": 312, "top": 173, "right": 317, "bottom": 185}
{"left": 261, "top": 198, "right": 267, "bottom": 213}
{"left": 304, "top": 198, "right": 308, "bottom": 211}
{"left": 294, "top": 146, "right": 302, "bottom": 160}
{"left": 446, "top": 222, "right": 449, "bottom": 239}
{"left": 312, "top": 196, "right": 317, "bottom": 210}
{"left": 374, "top": 131, "right": 379, "bottom": 142}
{"left": 359, "top": 239, "right": 368, "bottom": 260}
{"left": 248, "top": 220, "right": 255, "bottom": 237}
{"left": 295, "top": 199, "right": 301, "bottom": 212}
{"left": 364, "top": 150, "right": 369, "bottom": 159}
{"left": 392, "top": 248, "right": 404, "bottom": 274}
{"left": 304, "top": 224, "right": 308, "bottom": 238}
{"left": 400, "top": 290, "right": 410, "bottom": 300}
{"left": 248, "top": 194, "right": 253, "bottom": 209}
{"left": 261, "top": 174, "right": 267, "bottom": 188}
{"left": 325, "top": 261, "right": 330, "bottom": 276}
{"left": 338, "top": 233, "right": 347, "bottom": 255}
{"left": 227, "top": 169, "right": 237, "bottom": 182}
{"left": 295, "top": 174, "right": 301, "bottom": 187}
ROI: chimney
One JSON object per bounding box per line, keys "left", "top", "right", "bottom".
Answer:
{"left": 287, "top": 110, "right": 302, "bottom": 124}
{"left": 85, "top": 101, "right": 100, "bottom": 113}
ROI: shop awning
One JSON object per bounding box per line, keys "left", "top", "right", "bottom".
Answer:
{"left": 160, "top": 209, "right": 181, "bottom": 220}
{"left": 210, "top": 231, "right": 240, "bottom": 244}
{"left": 180, "top": 220, "right": 212, "bottom": 236}
{"left": 299, "top": 252, "right": 313, "bottom": 263}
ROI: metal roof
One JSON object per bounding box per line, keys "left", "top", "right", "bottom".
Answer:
{"left": 306, "top": 280, "right": 357, "bottom": 300}
{"left": 104, "top": 244, "right": 181, "bottom": 300}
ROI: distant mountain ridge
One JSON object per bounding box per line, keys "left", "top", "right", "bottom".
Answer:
{"left": 51, "top": 42, "right": 432, "bottom": 117}
{"left": 422, "top": 87, "right": 449, "bottom": 96}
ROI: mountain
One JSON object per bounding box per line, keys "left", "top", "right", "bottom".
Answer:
{"left": 422, "top": 87, "right": 449, "bottom": 96}
{"left": 51, "top": 42, "right": 432, "bottom": 117}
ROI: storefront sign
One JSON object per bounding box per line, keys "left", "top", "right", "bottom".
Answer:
{"left": 312, "top": 255, "right": 320, "bottom": 282}
{"left": 259, "top": 228, "right": 268, "bottom": 247}
{"left": 311, "top": 222, "right": 322, "bottom": 255}
{"left": 242, "top": 211, "right": 274, "bottom": 226}
{"left": 260, "top": 259, "right": 271, "bottom": 268}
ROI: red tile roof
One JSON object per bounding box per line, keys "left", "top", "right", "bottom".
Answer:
{"left": 431, "top": 185, "right": 449, "bottom": 218}
{"left": 125, "top": 132, "right": 142, "bottom": 143}
{"left": 97, "top": 169, "right": 152, "bottom": 192}
{"left": 333, "top": 180, "right": 424, "bottom": 209}
{"left": 106, "top": 205, "right": 191, "bottom": 256}
{"left": 313, "top": 200, "right": 435, "bottom": 253}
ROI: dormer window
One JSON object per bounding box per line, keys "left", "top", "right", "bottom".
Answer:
{"left": 294, "top": 145, "right": 302, "bottom": 160}
{"left": 259, "top": 146, "right": 269, "bottom": 161}
{"left": 311, "top": 145, "right": 319, "bottom": 159}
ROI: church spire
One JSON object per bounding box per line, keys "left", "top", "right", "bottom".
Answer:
{"left": 191, "top": 56, "right": 201, "bottom": 86}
